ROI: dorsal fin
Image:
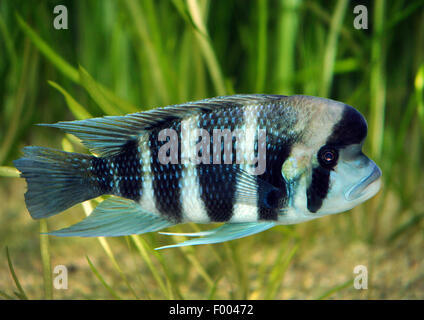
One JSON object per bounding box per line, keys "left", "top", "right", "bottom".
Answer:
{"left": 40, "top": 94, "right": 285, "bottom": 156}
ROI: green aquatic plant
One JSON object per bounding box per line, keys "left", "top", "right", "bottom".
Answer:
{"left": 0, "top": 0, "right": 423, "bottom": 299}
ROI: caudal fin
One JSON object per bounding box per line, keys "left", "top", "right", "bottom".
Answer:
{"left": 13, "top": 146, "right": 100, "bottom": 219}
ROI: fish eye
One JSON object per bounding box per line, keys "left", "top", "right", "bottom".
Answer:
{"left": 318, "top": 147, "right": 339, "bottom": 168}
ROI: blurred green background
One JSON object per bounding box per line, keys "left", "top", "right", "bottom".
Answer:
{"left": 0, "top": 0, "right": 423, "bottom": 299}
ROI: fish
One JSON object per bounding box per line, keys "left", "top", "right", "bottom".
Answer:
{"left": 13, "top": 94, "right": 382, "bottom": 249}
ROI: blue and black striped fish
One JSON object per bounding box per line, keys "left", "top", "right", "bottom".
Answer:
{"left": 14, "top": 95, "right": 382, "bottom": 249}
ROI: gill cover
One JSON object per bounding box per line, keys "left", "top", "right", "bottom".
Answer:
{"left": 304, "top": 104, "right": 382, "bottom": 215}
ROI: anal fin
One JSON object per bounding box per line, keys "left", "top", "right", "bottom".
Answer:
{"left": 156, "top": 222, "right": 275, "bottom": 250}
{"left": 48, "top": 198, "right": 173, "bottom": 237}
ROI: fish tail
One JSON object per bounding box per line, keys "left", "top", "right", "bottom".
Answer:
{"left": 13, "top": 146, "right": 102, "bottom": 219}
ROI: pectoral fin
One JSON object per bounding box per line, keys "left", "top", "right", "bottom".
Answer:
{"left": 228, "top": 166, "right": 285, "bottom": 209}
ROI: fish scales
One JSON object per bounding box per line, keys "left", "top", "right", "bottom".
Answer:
{"left": 138, "top": 133, "right": 161, "bottom": 216}
{"left": 14, "top": 94, "right": 382, "bottom": 248}
{"left": 149, "top": 121, "right": 184, "bottom": 222}
{"left": 97, "top": 97, "right": 296, "bottom": 217}
{"left": 195, "top": 105, "right": 245, "bottom": 222}
{"left": 180, "top": 115, "right": 209, "bottom": 223}
{"left": 107, "top": 102, "right": 296, "bottom": 223}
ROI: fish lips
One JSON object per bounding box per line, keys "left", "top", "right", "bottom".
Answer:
{"left": 345, "top": 161, "right": 382, "bottom": 201}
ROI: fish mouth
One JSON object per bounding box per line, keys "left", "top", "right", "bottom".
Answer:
{"left": 345, "top": 162, "right": 382, "bottom": 201}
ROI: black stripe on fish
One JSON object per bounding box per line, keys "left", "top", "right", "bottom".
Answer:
{"left": 150, "top": 125, "right": 183, "bottom": 222}
{"left": 90, "top": 157, "right": 113, "bottom": 195}
{"left": 304, "top": 105, "right": 366, "bottom": 213}
{"left": 257, "top": 137, "right": 292, "bottom": 220}
{"left": 41, "top": 95, "right": 286, "bottom": 157}
{"left": 198, "top": 164, "right": 236, "bottom": 222}
{"left": 326, "top": 105, "right": 368, "bottom": 147}
{"left": 196, "top": 109, "right": 242, "bottom": 222}
{"left": 112, "top": 139, "right": 142, "bottom": 201}
{"left": 304, "top": 105, "right": 366, "bottom": 212}
{"left": 306, "top": 166, "right": 330, "bottom": 213}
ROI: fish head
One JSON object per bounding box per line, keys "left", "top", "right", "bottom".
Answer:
{"left": 312, "top": 143, "right": 382, "bottom": 215}
{"left": 281, "top": 96, "right": 382, "bottom": 219}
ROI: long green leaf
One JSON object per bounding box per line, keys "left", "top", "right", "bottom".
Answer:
{"left": 5, "top": 247, "right": 28, "bottom": 300}
{"left": 16, "top": 14, "right": 79, "bottom": 83}
{"left": 319, "top": 0, "right": 349, "bottom": 97}
{"left": 48, "top": 81, "right": 92, "bottom": 120}
{"left": 0, "top": 166, "right": 19, "bottom": 177}
{"left": 39, "top": 220, "right": 52, "bottom": 299}
{"left": 186, "top": 0, "right": 226, "bottom": 96}
{"left": 78, "top": 66, "right": 121, "bottom": 116}
{"left": 86, "top": 256, "right": 122, "bottom": 300}
{"left": 316, "top": 278, "right": 353, "bottom": 300}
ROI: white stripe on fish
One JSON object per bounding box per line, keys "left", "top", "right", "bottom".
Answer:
{"left": 180, "top": 115, "right": 209, "bottom": 223}
{"left": 231, "top": 104, "right": 259, "bottom": 222}
{"left": 138, "top": 133, "right": 161, "bottom": 215}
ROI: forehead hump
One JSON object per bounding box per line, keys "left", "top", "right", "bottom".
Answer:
{"left": 285, "top": 95, "right": 345, "bottom": 147}
{"left": 326, "top": 105, "right": 368, "bottom": 147}
{"left": 279, "top": 96, "right": 367, "bottom": 148}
